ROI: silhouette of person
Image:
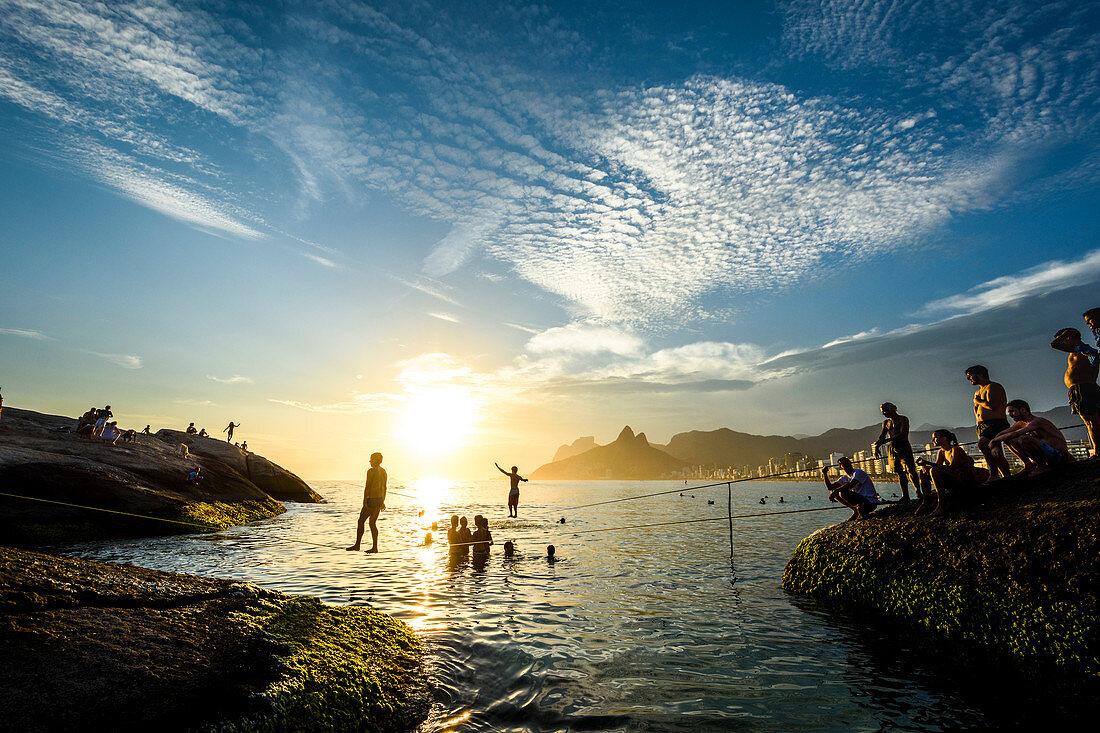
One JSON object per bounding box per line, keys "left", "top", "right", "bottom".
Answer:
{"left": 346, "top": 452, "right": 387, "bottom": 553}
{"left": 224, "top": 421, "right": 240, "bottom": 443}
{"left": 495, "top": 462, "right": 528, "bottom": 517}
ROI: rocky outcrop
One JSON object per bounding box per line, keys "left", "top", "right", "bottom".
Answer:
{"left": 783, "top": 462, "right": 1100, "bottom": 677}
{"left": 0, "top": 546, "right": 428, "bottom": 732}
{"left": 532, "top": 426, "right": 687, "bottom": 479}
{"left": 0, "top": 407, "right": 321, "bottom": 544}
{"left": 551, "top": 436, "right": 597, "bottom": 463}
{"left": 156, "top": 429, "right": 322, "bottom": 503}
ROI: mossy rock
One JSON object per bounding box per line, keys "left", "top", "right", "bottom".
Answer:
{"left": 783, "top": 462, "right": 1100, "bottom": 676}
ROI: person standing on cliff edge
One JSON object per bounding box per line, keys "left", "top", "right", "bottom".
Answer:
{"left": 495, "top": 462, "right": 527, "bottom": 517}
{"left": 223, "top": 421, "right": 240, "bottom": 443}
{"left": 966, "top": 365, "right": 1012, "bottom": 481}
{"left": 347, "top": 452, "right": 388, "bottom": 553}
{"left": 1051, "top": 328, "right": 1100, "bottom": 458}
{"left": 871, "top": 402, "right": 918, "bottom": 502}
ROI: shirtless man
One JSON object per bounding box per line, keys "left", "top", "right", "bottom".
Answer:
{"left": 495, "top": 462, "right": 528, "bottom": 517}
{"left": 347, "top": 451, "right": 388, "bottom": 553}
{"left": 871, "top": 402, "right": 918, "bottom": 502}
{"left": 965, "top": 365, "right": 1011, "bottom": 480}
{"left": 1051, "top": 328, "right": 1100, "bottom": 457}
{"left": 991, "top": 399, "right": 1071, "bottom": 475}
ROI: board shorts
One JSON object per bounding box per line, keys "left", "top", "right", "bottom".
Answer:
{"left": 976, "top": 418, "right": 1010, "bottom": 441}
{"left": 360, "top": 497, "right": 384, "bottom": 518}
{"left": 1069, "top": 383, "right": 1100, "bottom": 416}
{"left": 508, "top": 490, "right": 519, "bottom": 506}
{"left": 1039, "top": 441, "right": 1069, "bottom": 465}
{"left": 887, "top": 440, "right": 916, "bottom": 474}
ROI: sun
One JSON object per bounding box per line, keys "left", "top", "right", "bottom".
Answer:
{"left": 397, "top": 388, "right": 479, "bottom": 455}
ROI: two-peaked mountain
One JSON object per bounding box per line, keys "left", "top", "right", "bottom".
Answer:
{"left": 530, "top": 426, "right": 686, "bottom": 480}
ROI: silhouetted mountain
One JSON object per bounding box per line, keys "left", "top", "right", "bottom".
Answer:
{"left": 552, "top": 436, "right": 596, "bottom": 463}
{"left": 545, "top": 406, "right": 1088, "bottom": 476}
{"left": 532, "top": 426, "right": 687, "bottom": 480}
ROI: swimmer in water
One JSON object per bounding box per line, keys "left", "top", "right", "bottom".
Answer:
{"left": 503, "top": 540, "right": 515, "bottom": 558}
{"left": 457, "top": 516, "right": 472, "bottom": 552}
{"left": 546, "top": 544, "right": 557, "bottom": 563}
{"left": 779, "top": 497, "right": 785, "bottom": 503}
{"left": 447, "top": 515, "right": 461, "bottom": 549}
{"left": 759, "top": 497, "right": 765, "bottom": 504}
{"left": 471, "top": 515, "right": 493, "bottom": 554}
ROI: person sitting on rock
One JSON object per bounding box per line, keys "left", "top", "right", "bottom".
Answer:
{"left": 990, "top": 400, "right": 1072, "bottom": 475}
{"left": 240, "top": 441, "right": 248, "bottom": 452}
{"left": 186, "top": 422, "right": 198, "bottom": 435}
{"left": 916, "top": 429, "right": 989, "bottom": 515}
{"left": 198, "top": 428, "right": 208, "bottom": 438}
{"left": 120, "top": 429, "right": 137, "bottom": 444}
{"left": 186, "top": 467, "right": 204, "bottom": 484}
{"left": 820, "top": 457, "right": 880, "bottom": 520}
{"left": 77, "top": 407, "right": 97, "bottom": 433}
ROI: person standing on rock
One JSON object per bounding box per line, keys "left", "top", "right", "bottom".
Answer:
{"left": 966, "top": 365, "right": 1012, "bottom": 480}
{"left": 495, "top": 462, "right": 527, "bottom": 517}
{"left": 224, "top": 421, "right": 240, "bottom": 443}
{"left": 871, "top": 402, "right": 918, "bottom": 502}
{"left": 347, "top": 452, "right": 388, "bottom": 553}
{"left": 141, "top": 425, "right": 151, "bottom": 434}
{"left": 93, "top": 405, "right": 113, "bottom": 438}
{"left": 1051, "top": 328, "right": 1100, "bottom": 458}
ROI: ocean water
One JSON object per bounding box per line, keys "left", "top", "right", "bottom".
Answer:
{"left": 60, "top": 479, "right": 1084, "bottom": 732}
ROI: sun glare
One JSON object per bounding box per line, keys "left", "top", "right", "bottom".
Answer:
{"left": 397, "top": 388, "right": 479, "bottom": 455}
{"left": 411, "top": 476, "right": 450, "bottom": 509}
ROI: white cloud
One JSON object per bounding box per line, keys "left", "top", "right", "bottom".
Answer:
{"left": 922, "top": 248, "right": 1100, "bottom": 316}
{"left": 427, "top": 312, "right": 461, "bottom": 323}
{"left": 526, "top": 322, "right": 644, "bottom": 356}
{"left": 84, "top": 351, "right": 143, "bottom": 369}
{"left": 206, "top": 374, "right": 253, "bottom": 385}
{"left": 0, "top": 327, "right": 51, "bottom": 340}
{"left": 268, "top": 393, "right": 400, "bottom": 414}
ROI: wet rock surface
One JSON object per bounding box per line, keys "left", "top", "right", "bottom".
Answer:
{"left": 0, "top": 407, "right": 321, "bottom": 543}
{"left": 784, "top": 461, "right": 1100, "bottom": 677}
{"left": 0, "top": 546, "right": 428, "bottom": 733}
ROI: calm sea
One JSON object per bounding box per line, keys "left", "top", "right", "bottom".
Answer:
{"left": 60, "top": 479, "right": 1086, "bottom": 732}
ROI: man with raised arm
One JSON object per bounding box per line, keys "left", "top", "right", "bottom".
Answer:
{"left": 495, "top": 462, "right": 528, "bottom": 518}
{"left": 990, "top": 399, "right": 1071, "bottom": 475}
{"left": 347, "top": 452, "right": 388, "bottom": 553}
{"left": 1051, "top": 328, "right": 1100, "bottom": 458}
{"left": 821, "top": 457, "right": 880, "bottom": 520}
{"left": 871, "top": 402, "right": 918, "bottom": 502}
{"left": 965, "top": 365, "right": 1012, "bottom": 480}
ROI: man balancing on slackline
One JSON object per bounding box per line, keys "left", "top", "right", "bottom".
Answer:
{"left": 495, "top": 462, "right": 528, "bottom": 517}
{"left": 347, "top": 452, "right": 388, "bottom": 553}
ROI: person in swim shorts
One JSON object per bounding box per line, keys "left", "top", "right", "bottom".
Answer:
{"left": 991, "top": 399, "right": 1072, "bottom": 475}
{"left": 346, "top": 451, "right": 387, "bottom": 553}
{"left": 872, "top": 402, "right": 919, "bottom": 502}
{"left": 1051, "top": 328, "right": 1100, "bottom": 458}
{"left": 495, "top": 462, "right": 528, "bottom": 518}
{"left": 966, "top": 365, "right": 1012, "bottom": 480}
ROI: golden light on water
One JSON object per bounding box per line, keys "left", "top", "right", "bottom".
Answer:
{"left": 410, "top": 476, "right": 450, "bottom": 510}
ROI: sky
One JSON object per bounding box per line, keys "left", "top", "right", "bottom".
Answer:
{"left": 2, "top": 0, "right": 1099, "bottom": 480}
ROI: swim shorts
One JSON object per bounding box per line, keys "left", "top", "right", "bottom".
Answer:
{"left": 1039, "top": 441, "right": 1069, "bottom": 465}
{"left": 508, "top": 490, "right": 519, "bottom": 505}
{"left": 362, "top": 496, "right": 384, "bottom": 513}
{"left": 976, "top": 418, "right": 1010, "bottom": 440}
{"left": 887, "top": 440, "right": 916, "bottom": 474}
{"left": 1068, "top": 383, "right": 1100, "bottom": 416}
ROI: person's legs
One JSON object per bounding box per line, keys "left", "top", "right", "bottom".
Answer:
{"left": 978, "top": 436, "right": 1011, "bottom": 480}
{"left": 1005, "top": 437, "right": 1038, "bottom": 475}
{"left": 346, "top": 507, "right": 369, "bottom": 550}
{"left": 1082, "top": 413, "right": 1100, "bottom": 458}
{"left": 928, "top": 466, "right": 957, "bottom": 515}
{"left": 898, "top": 456, "right": 918, "bottom": 502}
{"left": 366, "top": 506, "right": 381, "bottom": 552}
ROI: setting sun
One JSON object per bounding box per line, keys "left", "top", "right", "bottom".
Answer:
{"left": 397, "top": 388, "right": 480, "bottom": 455}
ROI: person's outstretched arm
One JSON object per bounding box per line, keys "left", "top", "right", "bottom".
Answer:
{"left": 495, "top": 462, "right": 509, "bottom": 476}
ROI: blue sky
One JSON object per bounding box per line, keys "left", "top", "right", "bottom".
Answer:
{"left": 1, "top": 0, "right": 1099, "bottom": 477}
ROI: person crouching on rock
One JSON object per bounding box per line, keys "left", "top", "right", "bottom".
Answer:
{"left": 820, "top": 457, "right": 880, "bottom": 520}
{"left": 187, "top": 468, "right": 204, "bottom": 484}
{"left": 990, "top": 400, "right": 1072, "bottom": 476}
{"left": 346, "top": 451, "right": 387, "bottom": 554}
{"left": 916, "top": 429, "right": 989, "bottom": 516}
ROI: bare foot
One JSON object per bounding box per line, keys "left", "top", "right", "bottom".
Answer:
{"left": 1014, "top": 465, "right": 1035, "bottom": 478}
{"left": 345, "top": 545, "right": 360, "bottom": 551}
{"left": 365, "top": 547, "right": 379, "bottom": 554}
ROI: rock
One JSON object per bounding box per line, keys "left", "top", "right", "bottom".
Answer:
{"left": 0, "top": 407, "right": 321, "bottom": 544}
{"left": 0, "top": 546, "right": 428, "bottom": 732}
{"left": 783, "top": 462, "right": 1100, "bottom": 678}
{"left": 531, "top": 424, "right": 687, "bottom": 479}
{"left": 156, "top": 430, "right": 322, "bottom": 503}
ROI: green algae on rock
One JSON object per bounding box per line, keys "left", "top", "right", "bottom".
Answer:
{"left": 783, "top": 462, "right": 1100, "bottom": 677}
{"left": 0, "top": 546, "right": 428, "bottom": 732}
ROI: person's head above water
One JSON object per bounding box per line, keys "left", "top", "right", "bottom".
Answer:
{"left": 503, "top": 540, "right": 514, "bottom": 557}
{"left": 546, "top": 544, "right": 555, "bottom": 558}
{"left": 369, "top": 451, "right": 383, "bottom": 466}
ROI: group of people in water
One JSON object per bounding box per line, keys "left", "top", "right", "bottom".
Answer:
{"left": 824, "top": 308, "right": 1100, "bottom": 519}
